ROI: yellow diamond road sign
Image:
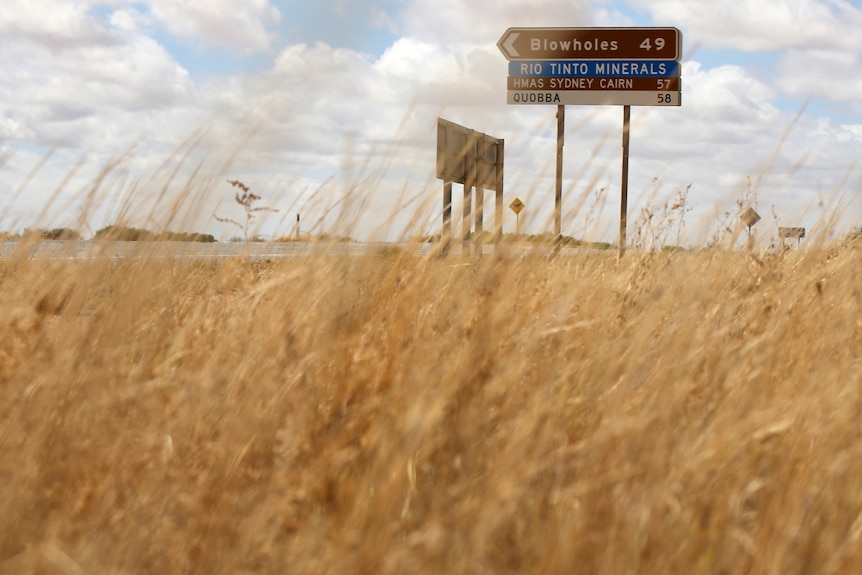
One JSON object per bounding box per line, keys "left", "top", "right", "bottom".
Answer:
{"left": 509, "top": 197, "right": 525, "bottom": 214}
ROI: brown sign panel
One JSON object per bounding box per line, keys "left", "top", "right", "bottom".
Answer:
{"left": 508, "top": 76, "right": 679, "bottom": 91}
{"left": 498, "top": 27, "right": 681, "bottom": 61}
{"left": 436, "top": 118, "right": 502, "bottom": 190}
{"left": 507, "top": 90, "right": 680, "bottom": 106}
{"left": 779, "top": 227, "right": 806, "bottom": 239}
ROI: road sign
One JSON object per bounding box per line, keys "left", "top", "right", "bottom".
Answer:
{"left": 509, "top": 77, "right": 680, "bottom": 91}
{"left": 509, "top": 60, "right": 680, "bottom": 77}
{"left": 509, "top": 197, "right": 525, "bottom": 214}
{"left": 436, "top": 118, "right": 506, "bottom": 255}
{"left": 497, "top": 26, "right": 683, "bottom": 255}
{"left": 436, "top": 118, "right": 502, "bottom": 190}
{"left": 779, "top": 227, "right": 805, "bottom": 239}
{"left": 507, "top": 91, "right": 680, "bottom": 106}
{"left": 498, "top": 27, "right": 681, "bottom": 61}
{"left": 502, "top": 28, "right": 683, "bottom": 107}
{"left": 740, "top": 207, "right": 761, "bottom": 228}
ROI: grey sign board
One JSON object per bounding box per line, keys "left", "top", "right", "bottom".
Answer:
{"left": 436, "top": 118, "right": 503, "bottom": 190}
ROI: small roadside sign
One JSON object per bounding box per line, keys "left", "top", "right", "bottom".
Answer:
{"left": 779, "top": 227, "right": 805, "bottom": 239}
{"left": 510, "top": 197, "right": 525, "bottom": 236}
{"left": 740, "top": 207, "right": 761, "bottom": 228}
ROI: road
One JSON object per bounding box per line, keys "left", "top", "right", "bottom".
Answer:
{"left": 0, "top": 240, "right": 600, "bottom": 260}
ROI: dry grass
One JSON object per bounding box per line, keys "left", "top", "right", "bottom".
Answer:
{"left": 1, "top": 236, "right": 862, "bottom": 574}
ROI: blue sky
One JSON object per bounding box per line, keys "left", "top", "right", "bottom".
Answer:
{"left": 1, "top": 0, "right": 861, "bottom": 245}
{"left": 143, "top": 1, "right": 402, "bottom": 76}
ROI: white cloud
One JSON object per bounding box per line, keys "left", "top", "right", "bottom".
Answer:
{"left": 630, "top": 0, "right": 862, "bottom": 51}
{"left": 110, "top": 8, "right": 144, "bottom": 32}
{"left": 400, "top": 0, "right": 595, "bottom": 44}
{"left": 369, "top": 5, "right": 399, "bottom": 34}
{"left": 839, "top": 124, "right": 862, "bottom": 142}
{"left": 147, "top": 0, "right": 281, "bottom": 53}
{"left": 0, "top": 29, "right": 195, "bottom": 149}
{"left": 0, "top": 0, "right": 118, "bottom": 50}
{"left": 0, "top": 117, "right": 33, "bottom": 142}
{"left": 372, "top": 38, "right": 503, "bottom": 109}
{"left": 776, "top": 49, "right": 862, "bottom": 102}
{"left": 0, "top": 1, "right": 197, "bottom": 150}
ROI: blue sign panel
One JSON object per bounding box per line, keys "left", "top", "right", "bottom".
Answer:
{"left": 509, "top": 60, "right": 680, "bottom": 78}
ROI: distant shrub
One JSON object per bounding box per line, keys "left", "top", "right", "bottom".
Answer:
{"left": 94, "top": 226, "right": 215, "bottom": 242}
{"left": 41, "top": 228, "right": 82, "bottom": 240}
{"left": 375, "top": 244, "right": 404, "bottom": 261}
{"left": 94, "top": 226, "right": 152, "bottom": 241}
{"left": 274, "top": 233, "right": 311, "bottom": 243}
{"left": 504, "top": 232, "right": 612, "bottom": 250}
{"left": 314, "top": 233, "right": 354, "bottom": 243}
{"left": 158, "top": 232, "right": 216, "bottom": 243}
{"left": 660, "top": 244, "right": 688, "bottom": 253}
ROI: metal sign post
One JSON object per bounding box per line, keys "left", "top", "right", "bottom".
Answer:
{"left": 442, "top": 182, "right": 453, "bottom": 254}
{"left": 620, "top": 105, "right": 631, "bottom": 257}
{"left": 555, "top": 105, "right": 565, "bottom": 252}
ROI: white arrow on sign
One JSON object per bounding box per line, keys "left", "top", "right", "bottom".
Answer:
{"left": 498, "top": 31, "right": 520, "bottom": 59}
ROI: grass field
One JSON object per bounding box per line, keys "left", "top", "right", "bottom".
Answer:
{"left": 2, "top": 236, "right": 862, "bottom": 574}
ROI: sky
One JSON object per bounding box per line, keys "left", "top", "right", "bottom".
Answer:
{"left": 1, "top": 0, "right": 861, "bottom": 246}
